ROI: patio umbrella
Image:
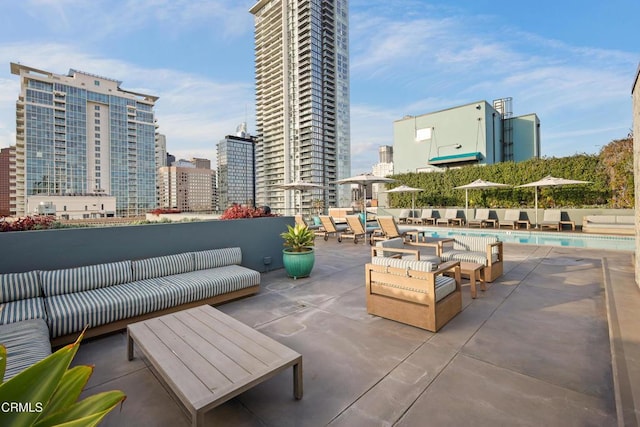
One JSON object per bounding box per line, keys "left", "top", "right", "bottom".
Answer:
{"left": 517, "top": 175, "right": 590, "bottom": 227}
{"left": 454, "top": 179, "right": 511, "bottom": 219}
{"left": 333, "top": 173, "right": 396, "bottom": 223}
{"left": 383, "top": 185, "right": 423, "bottom": 211}
{"left": 275, "top": 181, "right": 326, "bottom": 214}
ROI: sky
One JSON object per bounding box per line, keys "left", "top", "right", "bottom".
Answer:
{"left": 0, "top": 0, "right": 638, "bottom": 174}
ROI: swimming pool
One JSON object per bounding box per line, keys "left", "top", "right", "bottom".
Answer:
{"left": 416, "top": 227, "right": 635, "bottom": 251}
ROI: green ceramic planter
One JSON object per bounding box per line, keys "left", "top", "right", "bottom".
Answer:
{"left": 282, "top": 248, "right": 315, "bottom": 279}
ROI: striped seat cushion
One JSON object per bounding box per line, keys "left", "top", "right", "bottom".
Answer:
{"left": 155, "top": 265, "right": 261, "bottom": 306}
{"left": 193, "top": 247, "right": 242, "bottom": 270}
{"left": 0, "top": 319, "right": 51, "bottom": 380}
{"left": 370, "top": 274, "right": 456, "bottom": 303}
{"left": 132, "top": 253, "right": 194, "bottom": 281}
{"left": 0, "top": 271, "right": 41, "bottom": 303}
{"left": 44, "top": 278, "right": 174, "bottom": 339}
{"left": 0, "top": 298, "right": 48, "bottom": 324}
{"left": 440, "top": 250, "right": 498, "bottom": 266}
{"left": 40, "top": 261, "right": 133, "bottom": 296}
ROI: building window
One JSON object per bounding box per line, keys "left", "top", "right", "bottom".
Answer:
{"left": 94, "top": 80, "right": 100, "bottom": 86}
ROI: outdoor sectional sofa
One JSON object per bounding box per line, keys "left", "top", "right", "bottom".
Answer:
{"left": 582, "top": 215, "right": 634, "bottom": 235}
{"left": 0, "top": 247, "right": 260, "bottom": 378}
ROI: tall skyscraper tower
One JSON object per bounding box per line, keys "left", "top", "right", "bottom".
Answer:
{"left": 217, "top": 131, "right": 257, "bottom": 210}
{"left": 249, "top": 0, "right": 351, "bottom": 214}
{"left": 11, "top": 63, "right": 159, "bottom": 217}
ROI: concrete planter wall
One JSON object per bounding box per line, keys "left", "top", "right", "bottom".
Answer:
{"left": 0, "top": 216, "right": 294, "bottom": 274}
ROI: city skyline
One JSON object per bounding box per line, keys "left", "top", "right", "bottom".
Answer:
{"left": 0, "top": 1, "right": 638, "bottom": 174}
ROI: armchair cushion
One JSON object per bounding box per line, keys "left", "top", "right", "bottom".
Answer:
{"left": 41, "top": 261, "right": 133, "bottom": 296}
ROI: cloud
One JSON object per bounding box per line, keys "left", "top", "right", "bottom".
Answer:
{"left": 0, "top": 42, "right": 255, "bottom": 163}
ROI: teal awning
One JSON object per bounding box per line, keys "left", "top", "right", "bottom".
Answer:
{"left": 428, "top": 152, "right": 482, "bottom": 165}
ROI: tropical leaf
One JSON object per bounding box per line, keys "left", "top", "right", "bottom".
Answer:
{"left": 34, "top": 391, "right": 126, "bottom": 427}
{"left": 39, "top": 365, "right": 93, "bottom": 419}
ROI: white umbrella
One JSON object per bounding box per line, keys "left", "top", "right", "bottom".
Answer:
{"left": 517, "top": 175, "right": 590, "bottom": 227}
{"left": 384, "top": 185, "right": 423, "bottom": 211}
{"left": 454, "top": 179, "right": 511, "bottom": 219}
{"left": 275, "top": 181, "right": 326, "bottom": 214}
{"left": 333, "top": 173, "right": 396, "bottom": 223}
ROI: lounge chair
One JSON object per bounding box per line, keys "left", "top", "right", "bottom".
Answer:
{"left": 365, "top": 255, "right": 462, "bottom": 332}
{"left": 437, "top": 235, "right": 504, "bottom": 282}
{"left": 397, "top": 209, "right": 412, "bottom": 224}
{"left": 409, "top": 209, "right": 436, "bottom": 225}
{"left": 376, "top": 216, "right": 420, "bottom": 242}
{"left": 436, "top": 209, "right": 463, "bottom": 226}
{"left": 342, "top": 215, "right": 381, "bottom": 244}
{"left": 316, "top": 215, "right": 348, "bottom": 242}
{"left": 295, "top": 214, "right": 321, "bottom": 231}
{"left": 539, "top": 209, "right": 561, "bottom": 231}
{"left": 467, "top": 209, "right": 490, "bottom": 228}
{"left": 498, "top": 209, "right": 521, "bottom": 229}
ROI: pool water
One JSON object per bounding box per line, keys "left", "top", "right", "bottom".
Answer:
{"left": 417, "top": 227, "right": 635, "bottom": 251}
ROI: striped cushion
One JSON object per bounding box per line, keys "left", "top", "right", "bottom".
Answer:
{"left": 452, "top": 236, "right": 498, "bottom": 253}
{"left": 440, "top": 250, "right": 498, "bottom": 266}
{"left": 156, "top": 265, "right": 260, "bottom": 306}
{"left": 45, "top": 279, "right": 173, "bottom": 339}
{"left": 0, "top": 319, "right": 51, "bottom": 380}
{"left": 0, "top": 298, "right": 48, "bottom": 324}
{"left": 370, "top": 273, "right": 456, "bottom": 303}
{"left": 193, "top": 247, "right": 241, "bottom": 270}
{"left": 372, "top": 256, "right": 437, "bottom": 272}
{"left": 40, "top": 261, "right": 133, "bottom": 297}
{"left": 0, "top": 271, "right": 41, "bottom": 303}
{"left": 132, "top": 253, "right": 194, "bottom": 281}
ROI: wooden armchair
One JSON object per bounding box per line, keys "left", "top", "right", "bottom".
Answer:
{"left": 365, "top": 257, "right": 462, "bottom": 332}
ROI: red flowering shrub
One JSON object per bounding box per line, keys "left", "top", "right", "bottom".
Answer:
{"left": 0, "top": 216, "right": 58, "bottom": 232}
{"left": 219, "top": 204, "right": 277, "bottom": 220}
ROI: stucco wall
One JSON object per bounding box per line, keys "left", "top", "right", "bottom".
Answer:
{"left": 633, "top": 64, "right": 640, "bottom": 288}
{"left": 0, "top": 216, "right": 293, "bottom": 274}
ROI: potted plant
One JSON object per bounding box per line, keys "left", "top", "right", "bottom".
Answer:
{"left": 281, "top": 224, "right": 315, "bottom": 279}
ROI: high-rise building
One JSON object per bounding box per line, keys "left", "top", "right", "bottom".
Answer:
{"left": 155, "top": 134, "right": 167, "bottom": 168}
{"left": 249, "top": 0, "right": 351, "bottom": 214}
{"left": 0, "top": 146, "right": 16, "bottom": 216}
{"left": 10, "top": 63, "right": 159, "bottom": 217}
{"left": 157, "top": 159, "right": 217, "bottom": 212}
{"left": 217, "top": 133, "right": 257, "bottom": 210}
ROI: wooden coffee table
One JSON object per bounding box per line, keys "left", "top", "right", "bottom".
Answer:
{"left": 445, "top": 261, "right": 486, "bottom": 298}
{"left": 127, "top": 305, "right": 302, "bottom": 426}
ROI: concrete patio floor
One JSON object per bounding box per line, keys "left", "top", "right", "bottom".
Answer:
{"left": 73, "top": 238, "right": 636, "bottom": 426}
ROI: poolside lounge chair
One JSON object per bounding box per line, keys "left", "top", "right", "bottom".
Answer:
{"left": 409, "top": 209, "right": 436, "bottom": 225}
{"left": 316, "top": 215, "right": 348, "bottom": 242}
{"left": 498, "top": 209, "right": 521, "bottom": 229}
{"left": 436, "top": 209, "right": 464, "bottom": 226}
{"left": 376, "top": 216, "right": 419, "bottom": 242}
{"left": 295, "top": 214, "right": 321, "bottom": 231}
{"left": 397, "top": 209, "right": 413, "bottom": 224}
{"left": 468, "top": 209, "right": 490, "bottom": 228}
{"left": 342, "top": 215, "right": 381, "bottom": 244}
{"left": 539, "top": 209, "right": 562, "bottom": 231}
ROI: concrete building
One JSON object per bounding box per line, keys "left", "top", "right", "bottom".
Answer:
{"left": 27, "top": 194, "right": 116, "bottom": 219}
{"left": 155, "top": 134, "right": 167, "bottom": 169}
{"left": 217, "top": 134, "right": 257, "bottom": 210}
{"left": 157, "top": 160, "right": 217, "bottom": 213}
{"left": 249, "top": 0, "right": 351, "bottom": 214}
{"left": 393, "top": 98, "right": 540, "bottom": 173}
{"left": 0, "top": 146, "right": 16, "bottom": 216}
{"left": 372, "top": 145, "right": 394, "bottom": 202}
{"left": 10, "top": 63, "right": 159, "bottom": 217}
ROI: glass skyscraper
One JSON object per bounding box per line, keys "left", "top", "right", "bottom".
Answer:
{"left": 249, "top": 0, "right": 351, "bottom": 214}
{"left": 11, "top": 63, "right": 159, "bottom": 217}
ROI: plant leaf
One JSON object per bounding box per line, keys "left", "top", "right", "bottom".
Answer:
{"left": 0, "top": 332, "right": 83, "bottom": 427}
{"left": 0, "top": 344, "right": 6, "bottom": 385}
{"left": 34, "top": 391, "right": 126, "bottom": 427}
{"left": 40, "top": 365, "right": 93, "bottom": 418}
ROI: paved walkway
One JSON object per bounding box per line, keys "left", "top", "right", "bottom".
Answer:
{"left": 73, "top": 240, "right": 636, "bottom": 426}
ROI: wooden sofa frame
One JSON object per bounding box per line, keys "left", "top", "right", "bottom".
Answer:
{"left": 365, "top": 261, "right": 461, "bottom": 332}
